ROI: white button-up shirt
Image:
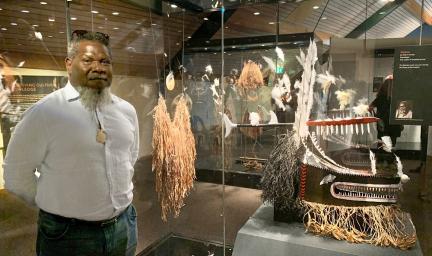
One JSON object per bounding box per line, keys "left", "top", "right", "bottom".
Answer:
{"left": 4, "top": 82, "right": 139, "bottom": 221}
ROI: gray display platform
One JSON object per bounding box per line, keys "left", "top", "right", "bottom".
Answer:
{"left": 233, "top": 204, "right": 422, "bottom": 256}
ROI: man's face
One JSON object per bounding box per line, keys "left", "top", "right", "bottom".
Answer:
{"left": 66, "top": 40, "right": 112, "bottom": 90}
{"left": 399, "top": 103, "right": 407, "bottom": 114}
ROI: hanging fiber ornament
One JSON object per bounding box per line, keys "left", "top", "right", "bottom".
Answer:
{"left": 152, "top": 95, "right": 196, "bottom": 221}
{"left": 237, "top": 60, "right": 264, "bottom": 90}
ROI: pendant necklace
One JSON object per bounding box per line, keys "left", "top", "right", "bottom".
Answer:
{"left": 95, "top": 110, "right": 106, "bottom": 144}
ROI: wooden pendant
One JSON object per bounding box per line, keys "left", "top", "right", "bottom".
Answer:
{"left": 96, "top": 129, "right": 106, "bottom": 144}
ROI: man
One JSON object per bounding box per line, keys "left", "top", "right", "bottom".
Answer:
{"left": 395, "top": 100, "right": 412, "bottom": 119}
{"left": 4, "top": 31, "right": 139, "bottom": 256}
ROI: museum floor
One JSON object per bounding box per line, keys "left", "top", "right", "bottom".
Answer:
{"left": 0, "top": 157, "right": 431, "bottom": 256}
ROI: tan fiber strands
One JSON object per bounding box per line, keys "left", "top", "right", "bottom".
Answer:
{"left": 303, "top": 201, "right": 416, "bottom": 250}
{"left": 152, "top": 96, "right": 196, "bottom": 222}
{"left": 237, "top": 60, "right": 264, "bottom": 89}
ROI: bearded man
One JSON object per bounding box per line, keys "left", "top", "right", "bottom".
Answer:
{"left": 4, "top": 30, "right": 139, "bottom": 256}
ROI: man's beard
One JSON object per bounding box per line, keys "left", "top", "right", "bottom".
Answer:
{"left": 76, "top": 86, "right": 112, "bottom": 112}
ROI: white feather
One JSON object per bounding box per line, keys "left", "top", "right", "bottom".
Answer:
{"left": 395, "top": 155, "right": 410, "bottom": 183}
{"left": 262, "top": 56, "right": 276, "bottom": 71}
{"left": 369, "top": 150, "right": 377, "bottom": 175}
{"left": 381, "top": 136, "right": 393, "bottom": 152}
{"left": 205, "top": 65, "right": 213, "bottom": 74}
{"left": 221, "top": 113, "right": 237, "bottom": 138}
{"left": 249, "top": 112, "right": 260, "bottom": 126}
{"left": 275, "top": 47, "right": 285, "bottom": 62}
{"left": 268, "top": 111, "right": 279, "bottom": 124}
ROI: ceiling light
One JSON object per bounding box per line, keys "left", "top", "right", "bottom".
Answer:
{"left": 203, "top": 17, "right": 209, "bottom": 21}
{"left": 136, "top": 22, "right": 141, "bottom": 25}
{"left": 21, "top": 10, "right": 30, "bottom": 13}
{"left": 1, "top": 28, "right": 7, "bottom": 31}
{"left": 170, "top": 4, "right": 178, "bottom": 8}
{"left": 379, "top": 11, "right": 386, "bottom": 15}
{"left": 313, "top": 5, "right": 319, "bottom": 9}
{"left": 112, "top": 12, "right": 119, "bottom": 15}
{"left": 70, "top": 17, "right": 77, "bottom": 20}
{"left": 269, "top": 22, "right": 275, "bottom": 25}
{"left": 113, "top": 27, "right": 119, "bottom": 30}
{"left": 151, "top": 23, "right": 157, "bottom": 26}
{"left": 254, "top": 12, "right": 260, "bottom": 15}
{"left": 225, "top": 26, "right": 228, "bottom": 29}
{"left": 176, "top": 42, "right": 180, "bottom": 45}
{"left": 187, "top": 36, "right": 191, "bottom": 38}
{"left": 91, "top": 10, "right": 99, "bottom": 14}
{"left": 40, "top": 1, "right": 47, "bottom": 4}
{"left": 48, "top": 35, "right": 53, "bottom": 38}
{"left": 59, "top": 31, "right": 64, "bottom": 33}
{"left": 321, "top": 17, "right": 327, "bottom": 20}
{"left": 232, "top": 46, "right": 236, "bottom": 48}
{"left": 0, "top": 8, "right": 3, "bottom": 10}
{"left": 10, "top": 22, "right": 17, "bottom": 26}
{"left": 204, "top": 47, "right": 208, "bottom": 50}
{"left": 17, "top": 61, "right": 25, "bottom": 67}
{"left": 261, "top": 44, "right": 265, "bottom": 46}
{"left": 32, "top": 24, "right": 39, "bottom": 27}
{"left": 48, "top": 18, "right": 55, "bottom": 22}
{"left": 98, "top": 26, "right": 104, "bottom": 29}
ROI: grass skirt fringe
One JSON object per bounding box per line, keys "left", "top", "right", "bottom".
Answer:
{"left": 303, "top": 201, "right": 417, "bottom": 250}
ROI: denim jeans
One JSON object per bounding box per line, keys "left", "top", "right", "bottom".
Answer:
{"left": 36, "top": 205, "right": 138, "bottom": 256}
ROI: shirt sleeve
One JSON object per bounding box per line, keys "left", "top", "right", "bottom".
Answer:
{"left": 130, "top": 108, "right": 139, "bottom": 167}
{"left": 3, "top": 105, "right": 48, "bottom": 205}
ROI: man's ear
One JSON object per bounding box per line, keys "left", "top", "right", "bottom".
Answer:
{"left": 65, "top": 57, "right": 72, "bottom": 74}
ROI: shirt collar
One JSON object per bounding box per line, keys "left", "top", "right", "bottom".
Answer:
{"left": 64, "top": 81, "right": 80, "bottom": 102}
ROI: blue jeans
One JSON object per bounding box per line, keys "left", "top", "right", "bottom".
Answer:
{"left": 36, "top": 205, "right": 138, "bottom": 256}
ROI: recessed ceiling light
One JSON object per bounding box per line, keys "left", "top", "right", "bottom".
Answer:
{"left": 70, "top": 17, "right": 77, "bottom": 20}
{"left": 269, "top": 22, "right": 275, "bottom": 25}
{"left": 98, "top": 26, "right": 104, "bottom": 29}
{"left": 203, "top": 17, "right": 209, "bottom": 21}
{"left": 21, "top": 10, "right": 30, "bottom": 13}
{"left": 136, "top": 22, "right": 141, "bottom": 25}
{"left": 112, "top": 12, "right": 119, "bottom": 15}
{"left": 91, "top": 10, "right": 99, "bottom": 14}
{"left": 261, "top": 44, "right": 265, "bottom": 46}
{"left": 32, "top": 24, "right": 39, "bottom": 27}
{"left": 40, "top": 1, "right": 47, "bottom": 4}
{"left": 187, "top": 36, "right": 191, "bottom": 38}
{"left": 0, "top": 8, "right": 3, "bottom": 10}
{"left": 204, "top": 47, "right": 208, "bottom": 50}
{"left": 10, "top": 22, "right": 17, "bottom": 26}
{"left": 176, "top": 42, "right": 180, "bottom": 45}
{"left": 225, "top": 26, "right": 228, "bottom": 29}
{"left": 206, "top": 40, "right": 210, "bottom": 43}
{"left": 48, "top": 18, "right": 55, "bottom": 22}
{"left": 151, "top": 23, "right": 157, "bottom": 26}
{"left": 48, "top": 35, "right": 53, "bottom": 38}
{"left": 1, "top": 27, "right": 7, "bottom": 31}
{"left": 321, "top": 17, "right": 327, "bottom": 20}
{"left": 113, "top": 27, "right": 119, "bottom": 30}
{"left": 379, "top": 11, "right": 386, "bottom": 15}
{"left": 313, "top": 5, "right": 319, "bottom": 9}
{"left": 254, "top": 12, "right": 260, "bottom": 15}
{"left": 59, "top": 31, "right": 64, "bottom": 33}
{"left": 232, "top": 46, "right": 236, "bottom": 48}
{"left": 170, "top": 4, "right": 178, "bottom": 8}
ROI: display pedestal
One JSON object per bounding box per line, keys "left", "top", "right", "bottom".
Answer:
{"left": 232, "top": 204, "right": 422, "bottom": 256}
